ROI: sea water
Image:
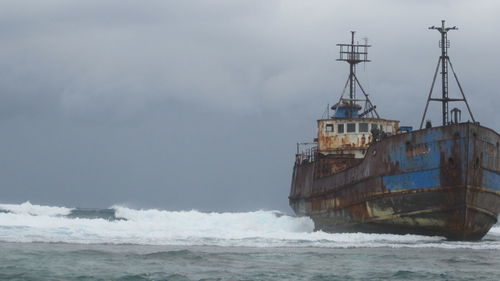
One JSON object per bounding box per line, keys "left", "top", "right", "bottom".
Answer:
{"left": 0, "top": 202, "right": 499, "bottom": 281}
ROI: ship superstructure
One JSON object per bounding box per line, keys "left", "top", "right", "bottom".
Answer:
{"left": 289, "top": 22, "right": 499, "bottom": 240}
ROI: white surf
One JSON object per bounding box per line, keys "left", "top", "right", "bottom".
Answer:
{"left": 0, "top": 202, "right": 498, "bottom": 249}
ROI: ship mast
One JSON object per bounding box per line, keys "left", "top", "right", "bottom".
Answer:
{"left": 334, "top": 31, "right": 379, "bottom": 119}
{"left": 420, "top": 20, "right": 475, "bottom": 128}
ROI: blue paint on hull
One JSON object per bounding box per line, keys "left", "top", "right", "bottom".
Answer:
{"left": 483, "top": 169, "right": 500, "bottom": 191}
{"left": 383, "top": 169, "right": 440, "bottom": 191}
{"left": 290, "top": 123, "right": 500, "bottom": 240}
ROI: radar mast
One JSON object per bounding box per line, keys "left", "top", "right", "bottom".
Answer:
{"left": 420, "top": 20, "right": 475, "bottom": 128}
{"left": 333, "top": 31, "right": 379, "bottom": 119}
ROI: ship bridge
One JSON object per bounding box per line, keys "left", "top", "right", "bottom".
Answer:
{"left": 316, "top": 116, "right": 399, "bottom": 158}
{"left": 295, "top": 31, "right": 402, "bottom": 176}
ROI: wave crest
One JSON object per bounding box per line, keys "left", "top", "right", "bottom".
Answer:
{"left": 0, "top": 202, "right": 498, "bottom": 249}
{"left": 112, "top": 205, "right": 312, "bottom": 234}
{"left": 0, "top": 201, "right": 72, "bottom": 216}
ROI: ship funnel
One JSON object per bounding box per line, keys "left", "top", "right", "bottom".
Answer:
{"left": 451, "top": 108, "right": 461, "bottom": 124}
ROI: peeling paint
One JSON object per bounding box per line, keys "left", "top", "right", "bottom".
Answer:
{"left": 290, "top": 123, "right": 500, "bottom": 240}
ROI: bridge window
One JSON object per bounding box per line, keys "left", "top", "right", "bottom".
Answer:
{"left": 347, "top": 123, "right": 356, "bottom": 133}
{"left": 326, "top": 124, "right": 334, "bottom": 132}
{"left": 337, "top": 124, "right": 344, "bottom": 133}
{"left": 359, "top": 123, "right": 368, "bottom": 132}
{"left": 371, "top": 123, "right": 379, "bottom": 131}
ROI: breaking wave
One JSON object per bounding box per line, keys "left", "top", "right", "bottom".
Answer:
{"left": 489, "top": 225, "right": 500, "bottom": 236}
{"left": 0, "top": 201, "right": 72, "bottom": 216}
{"left": 0, "top": 202, "right": 498, "bottom": 249}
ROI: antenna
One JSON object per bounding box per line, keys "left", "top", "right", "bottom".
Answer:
{"left": 335, "top": 31, "right": 379, "bottom": 118}
{"left": 362, "top": 37, "right": 369, "bottom": 71}
{"left": 420, "top": 20, "right": 475, "bottom": 129}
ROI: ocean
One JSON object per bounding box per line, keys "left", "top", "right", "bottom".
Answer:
{"left": 0, "top": 202, "right": 499, "bottom": 281}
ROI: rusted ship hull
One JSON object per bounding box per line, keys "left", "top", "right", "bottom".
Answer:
{"left": 289, "top": 123, "right": 500, "bottom": 240}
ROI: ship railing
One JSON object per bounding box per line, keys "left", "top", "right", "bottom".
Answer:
{"left": 295, "top": 142, "right": 318, "bottom": 164}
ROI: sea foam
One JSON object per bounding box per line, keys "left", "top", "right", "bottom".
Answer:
{"left": 0, "top": 201, "right": 72, "bottom": 216}
{"left": 0, "top": 202, "right": 498, "bottom": 249}
{"left": 489, "top": 226, "right": 500, "bottom": 236}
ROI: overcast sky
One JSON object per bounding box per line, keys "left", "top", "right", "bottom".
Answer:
{"left": 0, "top": 0, "right": 498, "bottom": 212}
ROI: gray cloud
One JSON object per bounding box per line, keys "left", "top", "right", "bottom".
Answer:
{"left": 0, "top": 0, "right": 498, "bottom": 211}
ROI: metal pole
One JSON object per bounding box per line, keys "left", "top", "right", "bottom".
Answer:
{"left": 440, "top": 23, "right": 449, "bottom": 126}
{"left": 353, "top": 75, "right": 380, "bottom": 118}
{"left": 420, "top": 58, "right": 442, "bottom": 129}
{"left": 349, "top": 31, "right": 355, "bottom": 118}
{"left": 448, "top": 59, "right": 476, "bottom": 123}
{"left": 429, "top": 20, "right": 457, "bottom": 127}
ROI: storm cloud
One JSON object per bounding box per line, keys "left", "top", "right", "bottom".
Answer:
{"left": 0, "top": 0, "right": 498, "bottom": 212}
